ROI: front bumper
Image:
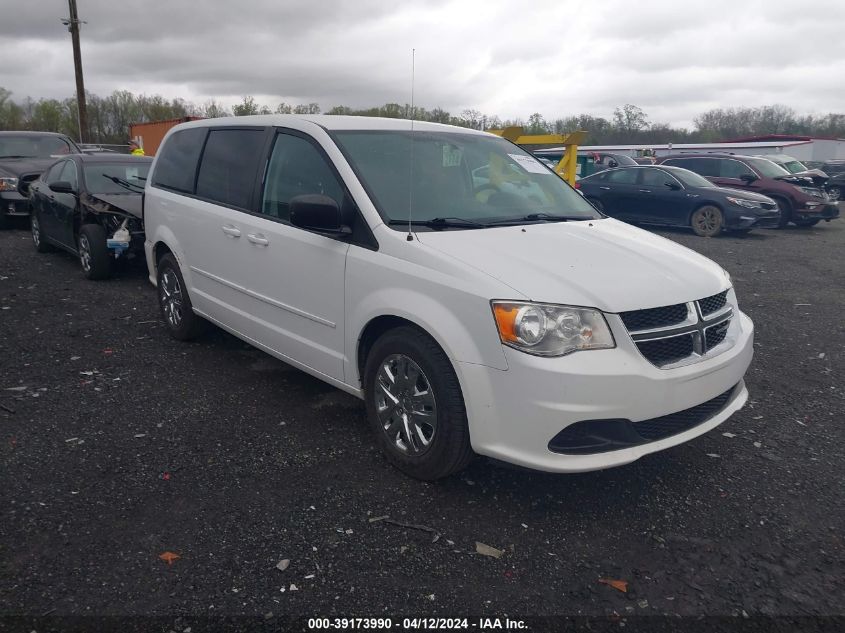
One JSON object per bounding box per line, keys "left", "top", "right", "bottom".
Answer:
{"left": 796, "top": 201, "right": 840, "bottom": 221}
{"left": 457, "top": 310, "right": 754, "bottom": 473}
{"left": 725, "top": 208, "right": 780, "bottom": 230}
{"left": 0, "top": 192, "right": 30, "bottom": 217}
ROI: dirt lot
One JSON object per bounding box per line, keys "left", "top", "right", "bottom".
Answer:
{"left": 1, "top": 218, "right": 843, "bottom": 623}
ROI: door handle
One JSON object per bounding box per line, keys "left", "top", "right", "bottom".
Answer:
{"left": 638, "top": 189, "right": 652, "bottom": 193}
{"left": 247, "top": 233, "right": 269, "bottom": 246}
{"left": 221, "top": 225, "right": 241, "bottom": 238}
{"left": 599, "top": 186, "right": 610, "bottom": 190}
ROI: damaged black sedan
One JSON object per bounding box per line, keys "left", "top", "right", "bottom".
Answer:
{"left": 28, "top": 154, "right": 151, "bottom": 279}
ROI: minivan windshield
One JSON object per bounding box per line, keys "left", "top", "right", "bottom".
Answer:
{"left": 332, "top": 130, "right": 601, "bottom": 228}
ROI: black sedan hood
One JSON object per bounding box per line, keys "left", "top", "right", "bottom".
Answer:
{"left": 81, "top": 192, "right": 143, "bottom": 219}
{"left": 713, "top": 187, "right": 777, "bottom": 203}
{"left": 0, "top": 157, "right": 57, "bottom": 177}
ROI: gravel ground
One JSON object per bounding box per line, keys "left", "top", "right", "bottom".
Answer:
{"left": 1, "top": 217, "right": 843, "bottom": 622}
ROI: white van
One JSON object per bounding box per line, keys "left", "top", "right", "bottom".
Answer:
{"left": 144, "top": 115, "right": 753, "bottom": 480}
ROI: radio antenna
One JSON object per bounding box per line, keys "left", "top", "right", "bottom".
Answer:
{"left": 407, "top": 48, "right": 415, "bottom": 242}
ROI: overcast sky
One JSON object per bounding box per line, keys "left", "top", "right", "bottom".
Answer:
{"left": 2, "top": 0, "right": 844, "bottom": 127}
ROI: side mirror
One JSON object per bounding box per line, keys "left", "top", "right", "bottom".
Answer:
{"left": 740, "top": 173, "right": 757, "bottom": 183}
{"left": 664, "top": 181, "right": 681, "bottom": 191}
{"left": 289, "top": 194, "right": 351, "bottom": 236}
{"left": 608, "top": 159, "right": 619, "bottom": 168}
{"left": 50, "top": 180, "right": 76, "bottom": 194}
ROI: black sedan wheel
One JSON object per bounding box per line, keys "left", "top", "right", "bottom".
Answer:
{"left": 78, "top": 224, "right": 112, "bottom": 280}
{"left": 690, "top": 205, "right": 723, "bottom": 237}
{"left": 30, "top": 213, "right": 52, "bottom": 253}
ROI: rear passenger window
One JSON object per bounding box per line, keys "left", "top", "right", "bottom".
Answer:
{"left": 604, "top": 168, "right": 638, "bottom": 184}
{"left": 261, "top": 133, "right": 345, "bottom": 221}
{"left": 152, "top": 128, "right": 207, "bottom": 193}
{"left": 666, "top": 158, "right": 718, "bottom": 178}
{"left": 195, "top": 129, "right": 266, "bottom": 209}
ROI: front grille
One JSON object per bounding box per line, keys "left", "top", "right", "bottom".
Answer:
{"left": 705, "top": 320, "right": 730, "bottom": 350}
{"left": 633, "top": 386, "right": 736, "bottom": 441}
{"left": 619, "top": 303, "right": 687, "bottom": 331}
{"left": 620, "top": 290, "right": 733, "bottom": 368}
{"left": 636, "top": 334, "right": 695, "bottom": 366}
{"left": 548, "top": 383, "right": 740, "bottom": 454}
{"left": 698, "top": 290, "right": 727, "bottom": 316}
{"left": 18, "top": 174, "right": 39, "bottom": 196}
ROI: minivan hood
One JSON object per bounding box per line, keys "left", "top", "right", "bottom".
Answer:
{"left": 414, "top": 218, "right": 729, "bottom": 313}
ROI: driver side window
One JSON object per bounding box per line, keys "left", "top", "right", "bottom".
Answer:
{"left": 59, "top": 161, "right": 78, "bottom": 190}
{"left": 261, "top": 133, "right": 345, "bottom": 222}
{"left": 45, "top": 161, "right": 65, "bottom": 185}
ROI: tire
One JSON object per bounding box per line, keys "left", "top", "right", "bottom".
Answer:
{"left": 78, "top": 224, "right": 112, "bottom": 280}
{"left": 156, "top": 253, "right": 208, "bottom": 341}
{"left": 771, "top": 196, "right": 793, "bottom": 228}
{"left": 792, "top": 218, "right": 821, "bottom": 228}
{"left": 363, "top": 326, "right": 473, "bottom": 480}
{"left": 30, "top": 212, "right": 53, "bottom": 253}
{"left": 690, "top": 205, "right": 723, "bottom": 237}
{"left": 587, "top": 198, "right": 605, "bottom": 212}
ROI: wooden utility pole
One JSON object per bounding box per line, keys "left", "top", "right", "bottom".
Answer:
{"left": 65, "top": 0, "right": 88, "bottom": 143}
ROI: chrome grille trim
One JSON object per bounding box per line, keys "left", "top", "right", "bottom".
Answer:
{"left": 618, "top": 289, "right": 736, "bottom": 368}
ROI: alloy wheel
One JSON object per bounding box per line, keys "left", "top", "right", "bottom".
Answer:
{"left": 78, "top": 235, "right": 92, "bottom": 272}
{"left": 374, "top": 354, "right": 437, "bottom": 455}
{"left": 160, "top": 269, "right": 184, "bottom": 328}
{"left": 31, "top": 216, "right": 40, "bottom": 247}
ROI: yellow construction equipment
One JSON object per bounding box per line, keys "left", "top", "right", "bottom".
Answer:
{"left": 487, "top": 126, "right": 587, "bottom": 186}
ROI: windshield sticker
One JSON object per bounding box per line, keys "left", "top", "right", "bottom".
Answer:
{"left": 508, "top": 153, "right": 551, "bottom": 174}
{"left": 442, "top": 145, "right": 463, "bottom": 167}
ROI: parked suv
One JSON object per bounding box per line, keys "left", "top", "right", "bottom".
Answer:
{"left": 144, "top": 116, "right": 754, "bottom": 480}
{"left": 0, "top": 131, "right": 81, "bottom": 229}
{"left": 819, "top": 160, "right": 845, "bottom": 201}
{"left": 657, "top": 153, "right": 839, "bottom": 227}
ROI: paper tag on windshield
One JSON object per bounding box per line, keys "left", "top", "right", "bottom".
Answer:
{"left": 508, "top": 154, "right": 550, "bottom": 174}
{"left": 442, "top": 145, "right": 462, "bottom": 167}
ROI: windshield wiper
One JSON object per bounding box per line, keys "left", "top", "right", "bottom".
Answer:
{"left": 101, "top": 173, "right": 144, "bottom": 192}
{"left": 486, "top": 213, "right": 587, "bottom": 225}
{"left": 387, "top": 217, "right": 488, "bottom": 229}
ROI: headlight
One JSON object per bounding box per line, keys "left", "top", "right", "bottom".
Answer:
{"left": 491, "top": 301, "right": 615, "bottom": 357}
{"left": 0, "top": 177, "right": 18, "bottom": 192}
{"left": 794, "top": 185, "right": 823, "bottom": 198}
{"left": 726, "top": 196, "right": 763, "bottom": 209}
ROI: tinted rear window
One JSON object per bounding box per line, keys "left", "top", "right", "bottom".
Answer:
{"left": 151, "top": 128, "right": 207, "bottom": 193}
{"left": 196, "top": 129, "right": 266, "bottom": 208}
{"left": 663, "top": 157, "right": 719, "bottom": 178}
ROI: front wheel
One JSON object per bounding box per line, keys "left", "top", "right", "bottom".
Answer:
{"left": 78, "top": 224, "right": 112, "bottom": 280}
{"left": 363, "top": 326, "right": 473, "bottom": 480}
{"left": 690, "top": 205, "right": 723, "bottom": 237}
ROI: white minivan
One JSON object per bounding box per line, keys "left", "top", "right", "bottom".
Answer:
{"left": 144, "top": 115, "right": 754, "bottom": 480}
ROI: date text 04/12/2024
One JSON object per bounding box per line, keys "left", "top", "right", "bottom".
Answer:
{"left": 306, "top": 618, "right": 528, "bottom": 630}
